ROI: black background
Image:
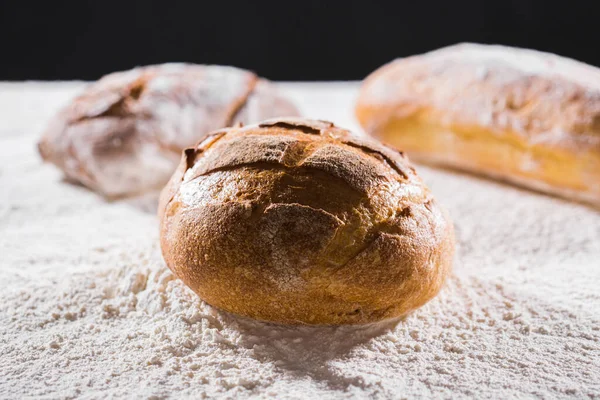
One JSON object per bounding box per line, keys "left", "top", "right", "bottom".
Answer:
{"left": 1, "top": 1, "right": 598, "bottom": 81}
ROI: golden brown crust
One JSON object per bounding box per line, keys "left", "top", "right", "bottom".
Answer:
{"left": 38, "top": 64, "right": 300, "bottom": 199}
{"left": 159, "top": 117, "right": 455, "bottom": 325}
{"left": 355, "top": 43, "right": 600, "bottom": 206}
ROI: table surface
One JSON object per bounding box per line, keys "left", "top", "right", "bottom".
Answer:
{"left": 0, "top": 82, "right": 599, "bottom": 399}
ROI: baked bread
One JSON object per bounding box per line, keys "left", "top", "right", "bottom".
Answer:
{"left": 38, "top": 64, "right": 299, "bottom": 198}
{"left": 158, "top": 117, "right": 454, "bottom": 325}
{"left": 355, "top": 43, "right": 600, "bottom": 206}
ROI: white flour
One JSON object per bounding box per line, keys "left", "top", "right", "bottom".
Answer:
{"left": 0, "top": 83, "right": 599, "bottom": 399}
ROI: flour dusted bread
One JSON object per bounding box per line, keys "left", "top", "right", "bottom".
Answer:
{"left": 356, "top": 43, "right": 600, "bottom": 206}
{"left": 158, "top": 118, "right": 454, "bottom": 325}
{"left": 38, "top": 64, "right": 299, "bottom": 198}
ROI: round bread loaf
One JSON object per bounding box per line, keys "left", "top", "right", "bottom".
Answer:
{"left": 38, "top": 64, "right": 299, "bottom": 199}
{"left": 159, "top": 118, "right": 454, "bottom": 325}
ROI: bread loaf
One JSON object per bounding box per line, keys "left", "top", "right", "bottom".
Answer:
{"left": 38, "top": 64, "right": 299, "bottom": 198}
{"left": 356, "top": 43, "right": 600, "bottom": 206}
{"left": 159, "top": 117, "right": 455, "bottom": 325}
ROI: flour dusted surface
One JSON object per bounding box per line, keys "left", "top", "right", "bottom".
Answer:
{"left": 1, "top": 83, "right": 599, "bottom": 399}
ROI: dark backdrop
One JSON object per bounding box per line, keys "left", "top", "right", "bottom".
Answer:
{"left": 1, "top": 1, "right": 599, "bottom": 81}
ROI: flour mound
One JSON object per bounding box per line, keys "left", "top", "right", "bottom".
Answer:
{"left": 1, "top": 83, "right": 599, "bottom": 399}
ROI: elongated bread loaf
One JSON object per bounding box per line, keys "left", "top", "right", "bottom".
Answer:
{"left": 356, "top": 43, "right": 600, "bottom": 206}
{"left": 38, "top": 64, "right": 299, "bottom": 198}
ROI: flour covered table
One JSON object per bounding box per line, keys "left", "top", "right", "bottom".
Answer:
{"left": 0, "top": 82, "right": 599, "bottom": 399}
